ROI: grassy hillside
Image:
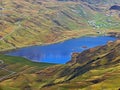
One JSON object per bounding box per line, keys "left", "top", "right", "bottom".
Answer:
{"left": 0, "top": 40, "right": 120, "bottom": 90}
{"left": 0, "top": 0, "right": 120, "bottom": 51}
{"left": 0, "top": 54, "right": 55, "bottom": 90}
{"left": 38, "top": 40, "right": 120, "bottom": 90}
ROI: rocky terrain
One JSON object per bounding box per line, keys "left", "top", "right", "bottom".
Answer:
{"left": 107, "top": 32, "right": 120, "bottom": 38}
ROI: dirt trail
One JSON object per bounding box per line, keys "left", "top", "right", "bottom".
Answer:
{"left": 0, "top": 60, "right": 16, "bottom": 81}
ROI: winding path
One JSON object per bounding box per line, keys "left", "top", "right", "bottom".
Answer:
{"left": 0, "top": 26, "right": 18, "bottom": 41}
{"left": 0, "top": 60, "right": 16, "bottom": 81}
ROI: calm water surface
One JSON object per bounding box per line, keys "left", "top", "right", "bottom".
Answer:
{"left": 6, "top": 36, "right": 116, "bottom": 64}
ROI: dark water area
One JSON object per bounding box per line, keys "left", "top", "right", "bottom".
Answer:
{"left": 110, "top": 5, "right": 120, "bottom": 11}
{"left": 6, "top": 36, "right": 117, "bottom": 64}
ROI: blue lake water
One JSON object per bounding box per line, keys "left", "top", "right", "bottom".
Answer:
{"left": 6, "top": 36, "right": 116, "bottom": 64}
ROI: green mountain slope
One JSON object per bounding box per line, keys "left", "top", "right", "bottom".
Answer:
{"left": 39, "top": 40, "right": 120, "bottom": 90}
{"left": 0, "top": 0, "right": 120, "bottom": 51}
{"left": 0, "top": 54, "right": 55, "bottom": 90}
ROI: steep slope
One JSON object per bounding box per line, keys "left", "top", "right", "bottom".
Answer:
{"left": 38, "top": 39, "right": 120, "bottom": 90}
{"left": 0, "top": 0, "right": 120, "bottom": 51}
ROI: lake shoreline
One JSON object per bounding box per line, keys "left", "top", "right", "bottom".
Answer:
{"left": 5, "top": 35, "right": 117, "bottom": 64}
{"left": 0, "top": 33, "right": 98, "bottom": 53}
{"left": 0, "top": 32, "right": 119, "bottom": 54}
